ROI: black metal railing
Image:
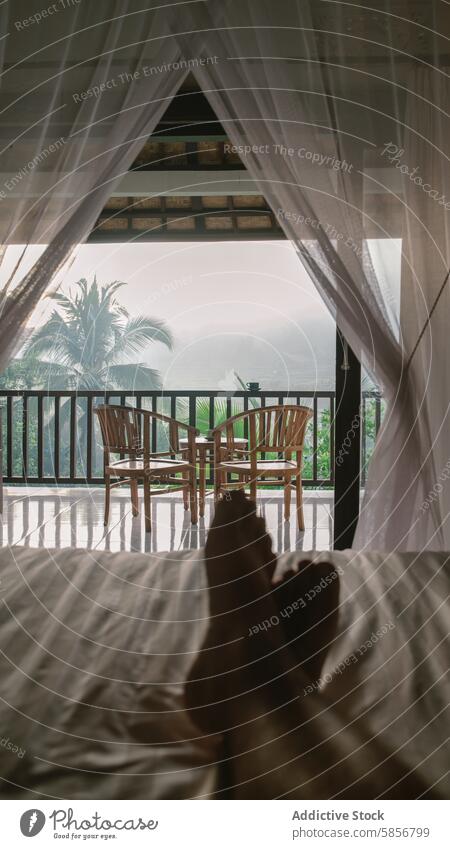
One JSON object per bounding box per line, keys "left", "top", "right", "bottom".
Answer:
{"left": 0, "top": 389, "right": 383, "bottom": 487}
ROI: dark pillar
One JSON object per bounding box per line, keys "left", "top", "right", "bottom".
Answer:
{"left": 333, "top": 329, "right": 361, "bottom": 549}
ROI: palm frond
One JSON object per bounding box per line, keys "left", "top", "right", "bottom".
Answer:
{"left": 107, "top": 316, "right": 173, "bottom": 361}
{"left": 25, "top": 314, "right": 84, "bottom": 368}
{"left": 19, "top": 276, "right": 170, "bottom": 391}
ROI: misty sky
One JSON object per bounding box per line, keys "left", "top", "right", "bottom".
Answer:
{"left": 0, "top": 239, "right": 400, "bottom": 389}
{"left": 1, "top": 239, "right": 329, "bottom": 327}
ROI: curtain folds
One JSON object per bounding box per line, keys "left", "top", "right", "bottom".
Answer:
{"left": 0, "top": 0, "right": 188, "bottom": 370}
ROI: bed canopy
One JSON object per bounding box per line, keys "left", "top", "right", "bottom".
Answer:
{"left": 0, "top": 0, "right": 448, "bottom": 550}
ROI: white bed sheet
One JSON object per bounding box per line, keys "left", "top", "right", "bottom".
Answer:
{"left": 0, "top": 545, "right": 448, "bottom": 799}
{"left": 0, "top": 546, "right": 218, "bottom": 799}
{"left": 277, "top": 549, "right": 450, "bottom": 796}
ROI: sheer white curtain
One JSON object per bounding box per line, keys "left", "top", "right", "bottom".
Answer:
{"left": 180, "top": 0, "right": 449, "bottom": 550}
{"left": 393, "top": 67, "right": 450, "bottom": 550}
{"left": 0, "top": 0, "right": 189, "bottom": 370}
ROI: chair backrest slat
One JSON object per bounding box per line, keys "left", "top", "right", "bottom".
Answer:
{"left": 226, "top": 423, "right": 234, "bottom": 451}
{"left": 95, "top": 404, "right": 198, "bottom": 459}
{"left": 286, "top": 408, "right": 297, "bottom": 447}
{"left": 258, "top": 409, "right": 265, "bottom": 450}
{"left": 249, "top": 412, "right": 257, "bottom": 452}
{"left": 96, "top": 405, "right": 141, "bottom": 454}
{"left": 214, "top": 404, "right": 312, "bottom": 455}
{"left": 169, "top": 420, "right": 179, "bottom": 453}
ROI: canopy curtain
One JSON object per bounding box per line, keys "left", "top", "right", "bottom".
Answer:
{"left": 180, "top": 0, "right": 450, "bottom": 550}
{"left": 0, "top": 0, "right": 189, "bottom": 372}
{"left": 391, "top": 66, "right": 450, "bottom": 550}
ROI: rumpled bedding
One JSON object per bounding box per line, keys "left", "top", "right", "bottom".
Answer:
{"left": 0, "top": 545, "right": 448, "bottom": 799}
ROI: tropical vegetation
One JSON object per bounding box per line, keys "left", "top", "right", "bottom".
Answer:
{"left": 0, "top": 277, "right": 173, "bottom": 391}
{"left": 0, "top": 277, "right": 173, "bottom": 475}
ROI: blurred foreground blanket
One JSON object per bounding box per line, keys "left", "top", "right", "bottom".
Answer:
{"left": 0, "top": 546, "right": 448, "bottom": 798}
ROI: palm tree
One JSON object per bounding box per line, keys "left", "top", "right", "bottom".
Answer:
{"left": 24, "top": 277, "right": 173, "bottom": 390}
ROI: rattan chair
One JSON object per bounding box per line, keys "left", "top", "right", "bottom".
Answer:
{"left": 213, "top": 404, "right": 312, "bottom": 530}
{"left": 95, "top": 405, "right": 199, "bottom": 532}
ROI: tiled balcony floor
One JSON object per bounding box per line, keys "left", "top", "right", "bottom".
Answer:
{"left": 0, "top": 486, "right": 334, "bottom": 553}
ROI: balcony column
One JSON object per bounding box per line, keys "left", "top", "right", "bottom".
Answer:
{"left": 333, "top": 329, "right": 361, "bottom": 549}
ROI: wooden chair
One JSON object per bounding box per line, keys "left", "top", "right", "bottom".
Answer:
{"left": 95, "top": 405, "right": 199, "bottom": 532}
{"left": 213, "top": 405, "right": 313, "bottom": 530}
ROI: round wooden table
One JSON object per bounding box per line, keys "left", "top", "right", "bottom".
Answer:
{"left": 179, "top": 436, "right": 248, "bottom": 516}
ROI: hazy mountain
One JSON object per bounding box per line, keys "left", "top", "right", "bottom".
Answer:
{"left": 146, "top": 316, "right": 336, "bottom": 391}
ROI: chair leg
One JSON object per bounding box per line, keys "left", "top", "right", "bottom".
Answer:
{"left": 144, "top": 475, "right": 151, "bottom": 533}
{"left": 199, "top": 455, "right": 206, "bottom": 518}
{"left": 296, "top": 471, "right": 305, "bottom": 531}
{"left": 130, "top": 479, "right": 139, "bottom": 516}
{"left": 190, "top": 469, "right": 198, "bottom": 525}
{"left": 181, "top": 448, "right": 189, "bottom": 509}
{"left": 214, "top": 467, "right": 222, "bottom": 502}
{"left": 284, "top": 473, "right": 292, "bottom": 520}
{"left": 104, "top": 475, "right": 111, "bottom": 526}
{"left": 250, "top": 474, "right": 257, "bottom": 503}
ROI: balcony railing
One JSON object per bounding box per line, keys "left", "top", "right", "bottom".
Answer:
{"left": 0, "top": 389, "right": 383, "bottom": 487}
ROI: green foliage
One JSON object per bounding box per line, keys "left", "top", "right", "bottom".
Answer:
{"left": 361, "top": 397, "right": 385, "bottom": 478}
{"left": 0, "top": 356, "right": 53, "bottom": 390}
{"left": 20, "top": 276, "right": 173, "bottom": 391}
{"left": 0, "top": 277, "right": 174, "bottom": 476}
